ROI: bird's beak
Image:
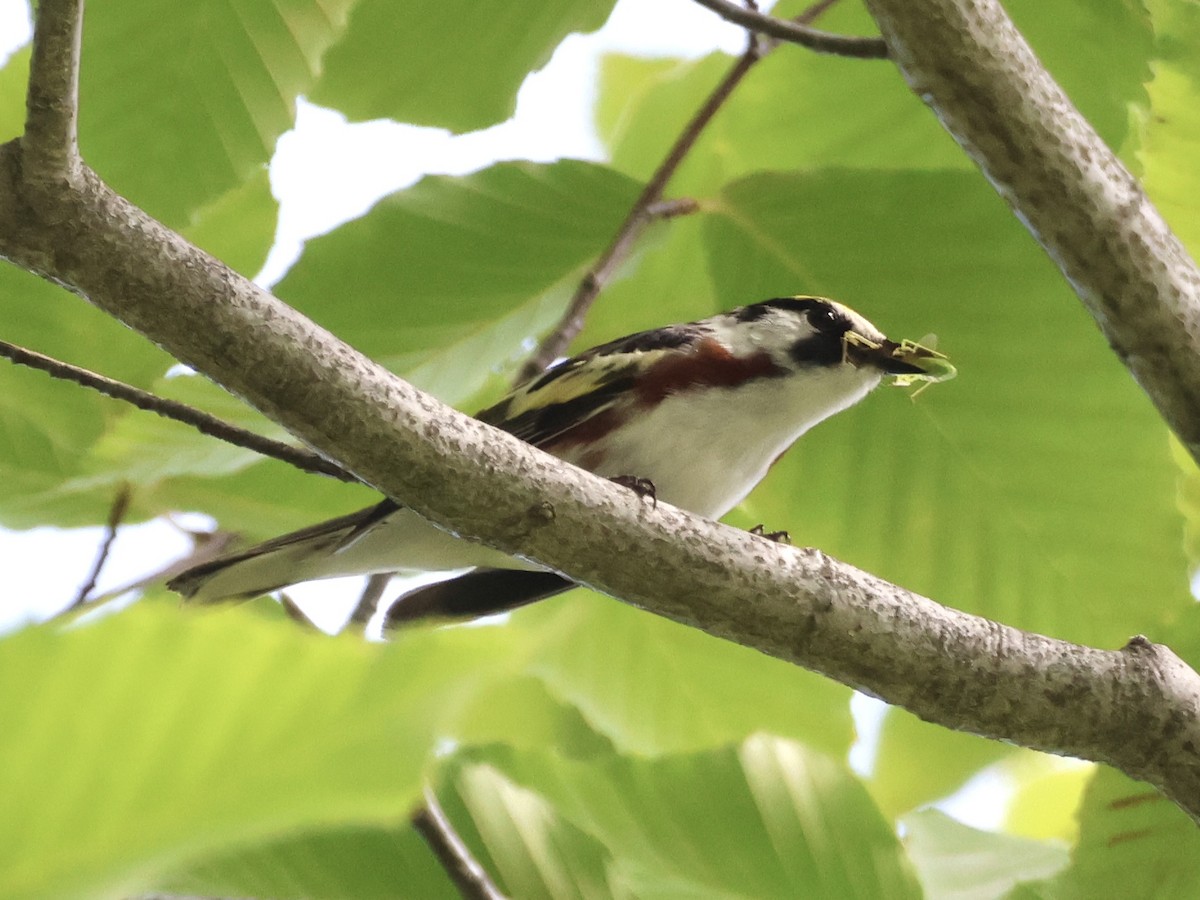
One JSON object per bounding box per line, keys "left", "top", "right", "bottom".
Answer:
{"left": 843, "top": 331, "right": 957, "bottom": 386}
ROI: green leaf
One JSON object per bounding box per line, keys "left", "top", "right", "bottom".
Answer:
{"left": 146, "top": 457, "right": 378, "bottom": 540}
{"left": 705, "top": 168, "right": 1189, "bottom": 644}
{"left": 1135, "top": 0, "right": 1200, "bottom": 255}
{"left": 0, "top": 263, "right": 176, "bottom": 526}
{"left": 0, "top": 42, "right": 29, "bottom": 142}
{"left": 902, "top": 809, "right": 1070, "bottom": 900}
{"left": 1005, "top": 763, "right": 1091, "bottom": 844}
{"left": 63, "top": 371, "right": 378, "bottom": 539}
{"left": 597, "top": 48, "right": 966, "bottom": 194}
{"left": 79, "top": 373, "right": 289, "bottom": 488}
{"left": 1047, "top": 766, "right": 1200, "bottom": 900}
{"left": 0, "top": 603, "right": 524, "bottom": 900}
{"left": 0, "top": 162, "right": 276, "bottom": 527}
{"left": 597, "top": 0, "right": 1147, "bottom": 194}
{"left": 451, "top": 674, "right": 618, "bottom": 759}
{"left": 159, "top": 824, "right": 455, "bottom": 900}
{"left": 514, "top": 593, "right": 855, "bottom": 758}
{"left": 309, "top": 0, "right": 616, "bottom": 132}
{"left": 0, "top": 361, "right": 114, "bottom": 528}
{"left": 446, "top": 737, "right": 921, "bottom": 898}
{"left": 438, "top": 765, "right": 617, "bottom": 899}
{"left": 79, "top": 0, "right": 355, "bottom": 227}
{"left": 275, "top": 161, "right": 641, "bottom": 405}
{"left": 571, "top": 212, "right": 722, "bottom": 352}
{"left": 869, "top": 707, "right": 1015, "bottom": 819}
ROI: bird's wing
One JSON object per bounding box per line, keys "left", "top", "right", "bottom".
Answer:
{"left": 173, "top": 323, "right": 707, "bottom": 605}
{"left": 478, "top": 323, "right": 704, "bottom": 449}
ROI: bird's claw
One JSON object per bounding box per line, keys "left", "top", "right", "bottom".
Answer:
{"left": 611, "top": 475, "right": 657, "bottom": 508}
{"left": 750, "top": 524, "right": 790, "bottom": 544}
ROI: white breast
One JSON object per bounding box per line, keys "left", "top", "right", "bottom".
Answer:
{"left": 567, "top": 366, "right": 884, "bottom": 519}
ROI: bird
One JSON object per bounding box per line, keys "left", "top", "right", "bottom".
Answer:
{"left": 168, "top": 296, "right": 954, "bottom": 626}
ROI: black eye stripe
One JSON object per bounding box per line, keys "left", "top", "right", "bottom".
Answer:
{"left": 812, "top": 303, "right": 854, "bottom": 335}
{"left": 788, "top": 333, "right": 845, "bottom": 367}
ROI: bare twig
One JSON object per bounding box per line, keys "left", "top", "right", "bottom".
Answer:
{"left": 518, "top": 50, "right": 755, "bottom": 379}
{"left": 413, "top": 787, "right": 507, "bottom": 900}
{"left": 68, "top": 483, "right": 132, "bottom": 609}
{"left": 280, "top": 592, "right": 320, "bottom": 629}
{"left": 519, "top": 0, "right": 845, "bottom": 379}
{"left": 519, "top": 47, "right": 754, "bottom": 378}
{"left": 22, "top": 0, "right": 83, "bottom": 188}
{"left": 691, "top": 0, "right": 888, "bottom": 58}
{"left": 0, "top": 338, "right": 357, "bottom": 482}
{"left": 350, "top": 572, "right": 393, "bottom": 627}
{"left": 81, "top": 528, "right": 242, "bottom": 605}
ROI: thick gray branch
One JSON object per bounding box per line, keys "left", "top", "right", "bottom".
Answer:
{"left": 1, "top": 151, "right": 1198, "bottom": 822}
{"left": 863, "top": 0, "right": 1200, "bottom": 464}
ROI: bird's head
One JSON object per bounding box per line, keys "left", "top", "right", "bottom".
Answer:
{"left": 719, "top": 296, "right": 955, "bottom": 388}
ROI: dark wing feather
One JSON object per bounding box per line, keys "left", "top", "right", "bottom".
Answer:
{"left": 477, "top": 322, "right": 706, "bottom": 448}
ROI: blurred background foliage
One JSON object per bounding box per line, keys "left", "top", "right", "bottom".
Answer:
{"left": 2, "top": 0, "right": 1200, "bottom": 896}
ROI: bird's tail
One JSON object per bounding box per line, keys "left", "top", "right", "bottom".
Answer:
{"left": 383, "top": 569, "right": 574, "bottom": 627}
{"left": 167, "top": 502, "right": 400, "bottom": 603}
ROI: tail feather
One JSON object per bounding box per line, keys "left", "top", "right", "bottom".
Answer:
{"left": 168, "top": 500, "right": 400, "bottom": 602}
{"left": 384, "top": 569, "right": 574, "bottom": 628}
{"left": 168, "top": 498, "right": 539, "bottom": 605}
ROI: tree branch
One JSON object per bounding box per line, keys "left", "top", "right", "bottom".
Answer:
{"left": 22, "top": 0, "right": 83, "bottom": 191}
{"left": 863, "top": 0, "right": 1200, "bottom": 466}
{"left": 0, "top": 338, "right": 357, "bottom": 482}
{"left": 690, "top": 0, "right": 888, "bottom": 59}
{"left": 1, "top": 155, "right": 1198, "bottom": 822}
{"left": 413, "top": 787, "right": 507, "bottom": 900}
{"left": 68, "top": 483, "right": 131, "bottom": 610}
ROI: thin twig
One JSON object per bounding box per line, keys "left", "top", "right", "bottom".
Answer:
{"left": 68, "top": 483, "right": 132, "bottom": 609}
{"left": 280, "top": 592, "right": 321, "bottom": 629}
{"left": 691, "top": 0, "right": 888, "bottom": 58}
{"left": 22, "top": 0, "right": 83, "bottom": 186}
{"left": 518, "top": 0, "right": 845, "bottom": 380}
{"left": 0, "top": 338, "right": 358, "bottom": 482}
{"left": 643, "top": 197, "right": 701, "bottom": 219}
{"left": 80, "top": 528, "right": 242, "bottom": 606}
{"left": 350, "top": 572, "right": 393, "bottom": 627}
{"left": 517, "top": 52, "right": 755, "bottom": 379}
{"left": 413, "top": 787, "right": 507, "bottom": 900}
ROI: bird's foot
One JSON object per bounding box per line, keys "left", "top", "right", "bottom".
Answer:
{"left": 750, "top": 524, "right": 790, "bottom": 543}
{"left": 611, "top": 475, "right": 657, "bottom": 508}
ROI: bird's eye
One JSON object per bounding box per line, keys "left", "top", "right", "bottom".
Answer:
{"left": 808, "top": 305, "right": 844, "bottom": 333}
